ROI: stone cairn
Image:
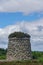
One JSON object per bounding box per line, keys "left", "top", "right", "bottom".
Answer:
{"left": 7, "top": 32, "right": 32, "bottom": 61}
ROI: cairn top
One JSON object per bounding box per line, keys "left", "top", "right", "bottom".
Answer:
{"left": 8, "top": 32, "right": 30, "bottom": 38}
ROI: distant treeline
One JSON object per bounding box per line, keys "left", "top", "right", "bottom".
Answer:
{"left": 0, "top": 48, "right": 43, "bottom": 61}
{"left": 0, "top": 48, "right": 7, "bottom": 56}
{"left": 32, "top": 51, "right": 43, "bottom": 59}
{"left": 0, "top": 48, "right": 43, "bottom": 58}
{"left": 0, "top": 48, "right": 7, "bottom": 59}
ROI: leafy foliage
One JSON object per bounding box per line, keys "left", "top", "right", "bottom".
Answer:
{"left": 32, "top": 51, "right": 43, "bottom": 62}
{"left": 0, "top": 48, "right": 7, "bottom": 59}
{"left": 0, "top": 48, "right": 7, "bottom": 55}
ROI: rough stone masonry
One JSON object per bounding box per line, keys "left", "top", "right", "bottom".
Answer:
{"left": 7, "top": 32, "right": 32, "bottom": 61}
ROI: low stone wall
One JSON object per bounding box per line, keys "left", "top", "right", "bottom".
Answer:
{"left": 7, "top": 38, "right": 32, "bottom": 61}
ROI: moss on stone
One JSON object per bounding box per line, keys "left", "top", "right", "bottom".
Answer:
{"left": 9, "top": 32, "right": 30, "bottom": 38}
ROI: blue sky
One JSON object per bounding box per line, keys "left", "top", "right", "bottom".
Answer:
{"left": 0, "top": 0, "right": 43, "bottom": 51}
{"left": 0, "top": 12, "right": 43, "bottom": 28}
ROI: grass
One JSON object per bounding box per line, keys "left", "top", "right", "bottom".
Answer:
{"left": 0, "top": 60, "right": 43, "bottom": 65}
{"left": 0, "top": 55, "right": 6, "bottom": 60}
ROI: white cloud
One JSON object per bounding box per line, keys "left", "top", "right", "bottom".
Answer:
{"left": 0, "top": 19, "right": 43, "bottom": 51}
{"left": 0, "top": 0, "right": 43, "bottom": 14}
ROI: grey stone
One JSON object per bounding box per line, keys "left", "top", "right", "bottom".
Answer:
{"left": 7, "top": 33, "right": 32, "bottom": 61}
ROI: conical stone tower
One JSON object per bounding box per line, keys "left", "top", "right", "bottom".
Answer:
{"left": 7, "top": 32, "right": 32, "bottom": 61}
